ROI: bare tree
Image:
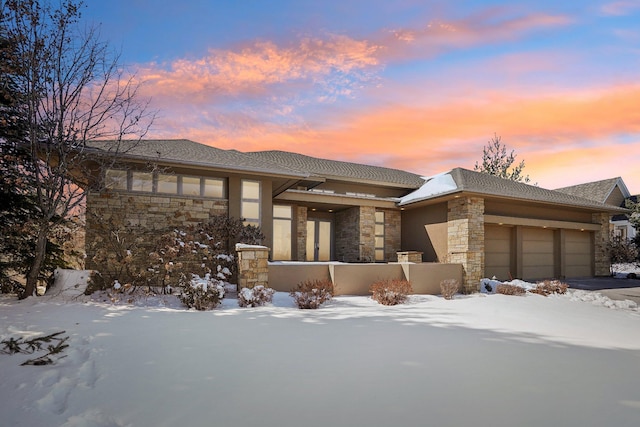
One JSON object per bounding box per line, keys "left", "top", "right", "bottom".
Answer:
{"left": 1, "top": 0, "right": 154, "bottom": 298}
{"left": 474, "top": 134, "right": 531, "bottom": 183}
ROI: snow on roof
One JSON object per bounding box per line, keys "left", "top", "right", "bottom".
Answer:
{"left": 399, "top": 171, "right": 458, "bottom": 205}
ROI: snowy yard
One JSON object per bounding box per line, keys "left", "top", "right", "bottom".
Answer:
{"left": 1, "top": 284, "right": 640, "bottom": 427}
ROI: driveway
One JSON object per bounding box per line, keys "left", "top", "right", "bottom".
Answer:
{"left": 565, "top": 277, "right": 640, "bottom": 305}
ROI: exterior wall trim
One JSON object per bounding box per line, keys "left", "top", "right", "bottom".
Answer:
{"left": 485, "top": 215, "right": 601, "bottom": 231}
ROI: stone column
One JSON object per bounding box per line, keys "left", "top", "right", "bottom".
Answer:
{"left": 592, "top": 212, "right": 611, "bottom": 276}
{"left": 296, "top": 206, "right": 307, "bottom": 261}
{"left": 447, "top": 197, "right": 485, "bottom": 293}
{"left": 236, "top": 244, "right": 270, "bottom": 289}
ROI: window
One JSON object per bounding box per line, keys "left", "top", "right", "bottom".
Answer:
{"left": 104, "top": 169, "right": 225, "bottom": 199}
{"left": 375, "top": 211, "right": 385, "bottom": 261}
{"left": 273, "top": 205, "right": 292, "bottom": 260}
{"left": 157, "top": 174, "right": 178, "bottom": 194}
{"left": 105, "top": 169, "right": 127, "bottom": 190}
{"left": 131, "top": 171, "right": 153, "bottom": 192}
{"left": 181, "top": 176, "right": 201, "bottom": 196}
{"left": 241, "top": 180, "right": 261, "bottom": 227}
{"left": 203, "top": 178, "right": 224, "bottom": 198}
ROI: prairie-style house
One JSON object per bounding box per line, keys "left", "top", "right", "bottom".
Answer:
{"left": 83, "top": 139, "right": 627, "bottom": 292}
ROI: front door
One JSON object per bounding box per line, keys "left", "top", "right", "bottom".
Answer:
{"left": 306, "top": 219, "right": 332, "bottom": 261}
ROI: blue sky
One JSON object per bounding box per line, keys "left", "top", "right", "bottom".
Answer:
{"left": 80, "top": 0, "right": 640, "bottom": 192}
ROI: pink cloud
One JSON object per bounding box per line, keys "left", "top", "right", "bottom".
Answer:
{"left": 601, "top": 1, "right": 640, "bottom": 16}
{"left": 135, "top": 35, "right": 380, "bottom": 104}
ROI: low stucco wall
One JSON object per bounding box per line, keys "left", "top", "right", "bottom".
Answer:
{"left": 267, "top": 261, "right": 463, "bottom": 296}
{"left": 400, "top": 263, "right": 463, "bottom": 294}
{"left": 330, "top": 263, "right": 404, "bottom": 295}
{"left": 268, "top": 262, "right": 332, "bottom": 292}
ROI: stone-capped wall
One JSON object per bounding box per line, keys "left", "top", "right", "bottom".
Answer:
{"left": 447, "top": 197, "right": 485, "bottom": 293}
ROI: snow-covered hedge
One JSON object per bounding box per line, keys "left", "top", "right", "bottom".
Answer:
{"left": 238, "top": 285, "right": 276, "bottom": 307}
{"left": 179, "top": 274, "right": 225, "bottom": 310}
{"left": 290, "top": 279, "right": 334, "bottom": 309}
{"left": 370, "top": 279, "right": 412, "bottom": 305}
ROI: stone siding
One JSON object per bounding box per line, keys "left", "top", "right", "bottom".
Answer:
{"left": 592, "top": 212, "right": 611, "bottom": 276}
{"left": 383, "top": 209, "right": 402, "bottom": 262}
{"left": 85, "top": 190, "right": 228, "bottom": 269}
{"left": 447, "top": 197, "right": 485, "bottom": 293}
{"left": 296, "top": 206, "right": 307, "bottom": 261}
{"left": 335, "top": 207, "right": 360, "bottom": 262}
{"left": 236, "top": 245, "right": 269, "bottom": 289}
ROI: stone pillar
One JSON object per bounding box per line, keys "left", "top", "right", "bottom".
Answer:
{"left": 236, "top": 244, "right": 270, "bottom": 289}
{"left": 397, "top": 251, "right": 423, "bottom": 263}
{"left": 359, "top": 206, "right": 376, "bottom": 262}
{"left": 447, "top": 197, "right": 485, "bottom": 293}
{"left": 592, "top": 212, "right": 611, "bottom": 276}
{"left": 296, "top": 206, "right": 307, "bottom": 261}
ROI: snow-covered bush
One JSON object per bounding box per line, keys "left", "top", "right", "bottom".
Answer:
{"left": 88, "top": 213, "right": 263, "bottom": 297}
{"left": 370, "top": 279, "right": 412, "bottom": 305}
{"left": 238, "top": 285, "right": 275, "bottom": 307}
{"left": 290, "top": 279, "right": 334, "bottom": 309}
{"left": 530, "top": 280, "right": 568, "bottom": 296}
{"left": 496, "top": 283, "right": 526, "bottom": 296}
{"left": 440, "top": 279, "right": 459, "bottom": 300}
{"left": 179, "top": 274, "right": 225, "bottom": 310}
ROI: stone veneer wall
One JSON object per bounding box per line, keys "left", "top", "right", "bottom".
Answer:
{"left": 447, "top": 197, "right": 485, "bottom": 293}
{"left": 592, "top": 212, "right": 611, "bottom": 276}
{"left": 334, "top": 206, "right": 400, "bottom": 262}
{"left": 382, "top": 209, "right": 401, "bottom": 262}
{"left": 335, "top": 207, "right": 360, "bottom": 262}
{"left": 296, "top": 206, "right": 307, "bottom": 261}
{"left": 236, "top": 245, "right": 269, "bottom": 289}
{"left": 85, "top": 190, "right": 228, "bottom": 269}
{"left": 359, "top": 206, "right": 376, "bottom": 262}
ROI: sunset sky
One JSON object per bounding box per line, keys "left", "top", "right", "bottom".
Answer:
{"left": 82, "top": 0, "right": 640, "bottom": 193}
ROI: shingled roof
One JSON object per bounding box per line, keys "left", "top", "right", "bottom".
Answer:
{"left": 554, "top": 177, "right": 629, "bottom": 205}
{"left": 86, "top": 139, "right": 308, "bottom": 178}
{"left": 400, "top": 168, "right": 628, "bottom": 212}
{"left": 245, "top": 150, "right": 425, "bottom": 188}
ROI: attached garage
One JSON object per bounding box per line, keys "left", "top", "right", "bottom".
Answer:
{"left": 484, "top": 225, "right": 512, "bottom": 280}
{"left": 564, "top": 230, "right": 592, "bottom": 277}
{"left": 484, "top": 223, "right": 597, "bottom": 281}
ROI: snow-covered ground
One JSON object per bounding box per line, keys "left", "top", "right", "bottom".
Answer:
{"left": 1, "top": 277, "right": 640, "bottom": 427}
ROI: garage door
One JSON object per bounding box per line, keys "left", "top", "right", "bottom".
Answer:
{"left": 522, "top": 228, "right": 555, "bottom": 280}
{"left": 485, "top": 225, "right": 512, "bottom": 280}
{"left": 565, "top": 230, "right": 592, "bottom": 277}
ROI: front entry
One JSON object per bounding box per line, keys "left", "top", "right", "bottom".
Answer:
{"left": 306, "top": 219, "right": 332, "bottom": 261}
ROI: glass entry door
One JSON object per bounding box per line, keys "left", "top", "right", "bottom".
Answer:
{"left": 306, "top": 219, "right": 332, "bottom": 261}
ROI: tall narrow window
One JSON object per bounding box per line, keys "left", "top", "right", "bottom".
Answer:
{"left": 241, "top": 180, "right": 261, "bottom": 227}
{"left": 375, "top": 211, "right": 385, "bottom": 261}
{"left": 273, "top": 205, "right": 292, "bottom": 260}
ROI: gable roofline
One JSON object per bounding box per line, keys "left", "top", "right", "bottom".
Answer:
{"left": 400, "top": 168, "right": 628, "bottom": 213}
{"left": 554, "top": 177, "right": 631, "bottom": 205}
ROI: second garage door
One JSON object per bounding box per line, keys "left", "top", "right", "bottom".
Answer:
{"left": 522, "top": 228, "right": 555, "bottom": 280}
